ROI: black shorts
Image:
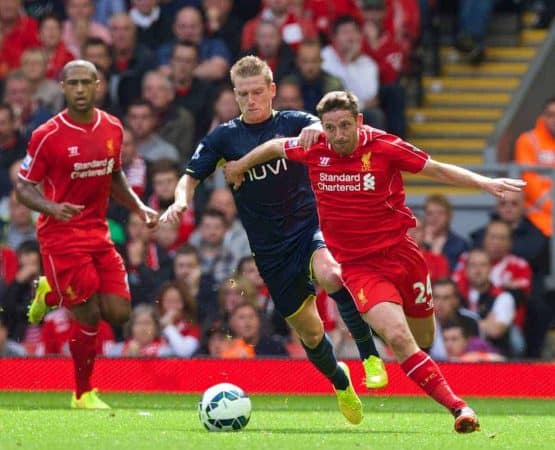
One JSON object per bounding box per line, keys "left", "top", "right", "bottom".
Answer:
{"left": 255, "top": 228, "right": 326, "bottom": 318}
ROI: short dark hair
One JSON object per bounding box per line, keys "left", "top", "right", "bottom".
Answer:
{"left": 83, "top": 37, "right": 112, "bottom": 55}
{"left": 442, "top": 318, "right": 471, "bottom": 338}
{"left": 432, "top": 277, "right": 459, "bottom": 294}
{"left": 332, "top": 14, "right": 361, "bottom": 35}
{"left": 200, "top": 208, "right": 227, "bottom": 225}
{"left": 150, "top": 158, "right": 180, "bottom": 178}
{"left": 236, "top": 255, "right": 256, "bottom": 275}
{"left": 316, "top": 90, "right": 359, "bottom": 120}
{"left": 175, "top": 244, "right": 200, "bottom": 262}
{"left": 172, "top": 40, "right": 199, "bottom": 59}
{"left": 16, "top": 240, "right": 40, "bottom": 256}
{"left": 126, "top": 99, "right": 155, "bottom": 115}
{"left": 0, "top": 103, "right": 15, "bottom": 121}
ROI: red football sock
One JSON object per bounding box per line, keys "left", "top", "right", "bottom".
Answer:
{"left": 69, "top": 321, "right": 98, "bottom": 399}
{"left": 401, "top": 350, "right": 466, "bottom": 413}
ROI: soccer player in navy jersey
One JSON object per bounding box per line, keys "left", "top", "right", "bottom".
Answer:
{"left": 224, "top": 90, "right": 527, "bottom": 433}
{"left": 161, "top": 56, "right": 385, "bottom": 424}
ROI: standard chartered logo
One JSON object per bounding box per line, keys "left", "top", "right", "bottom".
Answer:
{"left": 363, "top": 173, "right": 375, "bottom": 191}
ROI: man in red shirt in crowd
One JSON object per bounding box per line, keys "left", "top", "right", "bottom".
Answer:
{"left": 15, "top": 60, "right": 158, "bottom": 409}
{"left": 225, "top": 90, "right": 525, "bottom": 433}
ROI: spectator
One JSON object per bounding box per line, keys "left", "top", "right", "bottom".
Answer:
{"left": 217, "top": 275, "right": 258, "bottom": 322}
{"left": 407, "top": 216, "right": 450, "bottom": 282}
{"left": 303, "top": 0, "right": 362, "bottom": 42}
{"left": 227, "top": 301, "right": 287, "bottom": 356}
{"left": 284, "top": 38, "right": 344, "bottom": 114}
{"left": 173, "top": 244, "right": 218, "bottom": 325}
{"left": 3, "top": 70, "right": 52, "bottom": 142}
{"left": 20, "top": 48, "right": 64, "bottom": 113}
{"left": 442, "top": 320, "right": 504, "bottom": 362}
{"left": 454, "top": 220, "right": 533, "bottom": 303}
{"left": 3, "top": 191, "right": 36, "bottom": 250}
{"left": 0, "top": 240, "right": 40, "bottom": 342}
{"left": 39, "top": 14, "right": 75, "bottom": 81}
{"left": 0, "top": 313, "right": 26, "bottom": 356}
{"left": 462, "top": 248, "right": 519, "bottom": 357}
{"left": 108, "top": 305, "right": 172, "bottom": 357}
{"left": 129, "top": 0, "right": 174, "bottom": 51}
{"left": 190, "top": 208, "right": 237, "bottom": 287}
{"left": 207, "top": 84, "right": 240, "bottom": 133}
{"left": 422, "top": 194, "right": 468, "bottom": 271}
{"left": 121, "top": 127, "right": 147, "bottom": 199}
{"left": 514, "top": 96, "right": 555, "bottom": 238}
{"left": 189, "top": 187, "right": 251, "bottom": 268}
{"left": 241, "top": 20, "right": 297, "bottom": 84}
{"left": 0, "top": 104, "right": 26, "bottom": 200}
{"left": 170, "top": 41, "right": 214, "bottom": 140}
{"left": 148, "top": 159, "right": 196, "bottom": 245}
{"left": 360, "top": 0, "right": 407, "bottom": 137}
{"left": 158, "top": 6, "right": 231, "bottom": 81}
{"left": 108, "top": 13, "right": 158, "bottom": 110}
{"left": 141, "top": 71, "right": 196, "bottom": 162}
{"left": 0, "top": 0, "right": 40, "bottom": 80}
{"left": 321, "top": 15, "right": 383, "bottom": 128}
{"left": 241, "top": 0, "right": 318, "bottom": 52}
{"left": 158, "top": 280, "right": 201, "bottom": 357}
{"left": 429, "top": 277, "right": 480, "bottom": 361}
{"left": 62, "top": 0, "right": 111, "bottom": 58}
{"left": 236, "top": 255, "right": 271, "bottom": 312}
{"left": 126, "top": 100, "right": 181, "bottom": 164}
{"left": 203, "top": 319, "right": 232, "bottom": 357}
{"left": 275, "top": 79, "right": 305, "bottom": 111}
{"left": 124, "top": 211, "right": 173, "bottom": 306}
{"left": 470, "top": 191, "right": 549, "bottom": 275}
{"left": 38, "top": 307, "right": 115, "bottom": 356}
{"left": 454, "top": 0, "right": 494, "bottom": 64}
{"left": 82, "top": 37, "right": 112, "bottom": 74}
{"left": 202, "top": 0, "right": 243, "bottom": 60}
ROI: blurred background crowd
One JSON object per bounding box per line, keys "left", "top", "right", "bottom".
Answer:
{"left": 0, "top": 0, "right": 554, "bottom": 362}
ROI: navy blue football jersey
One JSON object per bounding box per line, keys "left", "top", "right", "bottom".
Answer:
{"left": 186, "top": 110, "right": 319, "bottom": 268}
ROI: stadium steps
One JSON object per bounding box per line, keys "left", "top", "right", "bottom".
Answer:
{"left": 405, "top": 11, "right": 547, "bottom": 196}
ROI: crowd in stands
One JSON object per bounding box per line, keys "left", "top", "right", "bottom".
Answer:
{"left": 0, "top": 0, "right": 554, "bottom": 361}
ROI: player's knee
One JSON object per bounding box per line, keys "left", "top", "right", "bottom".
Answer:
{"left": 384, "top": 324, "right": 414, "bottom": 353}
{"left": 298, "top": 325, "right": 325, "bottom": 349}
{"left": 315, "top": 265, "right": 342, "bottom": 293}
{"left": 102, "top": 300, "right": 131, "bottom": 326}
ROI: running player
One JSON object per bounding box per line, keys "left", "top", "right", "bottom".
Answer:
{"left": 16, "top": 60, "right": 158, "bottom": 408}
{"left": 224, "top": 90, "right": 526, "bottom": 433}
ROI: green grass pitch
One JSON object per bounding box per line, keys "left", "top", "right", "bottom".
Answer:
{"left": 0, "top": 392, "right": 553, "bottom": 450}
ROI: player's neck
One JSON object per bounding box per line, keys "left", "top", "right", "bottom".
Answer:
{"left": 66, "top": 108, "right": 96, "bottom": 124}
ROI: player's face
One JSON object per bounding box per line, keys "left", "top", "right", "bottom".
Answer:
{"left": 233, "top": 75, "right": 275, "bottom": 124}
{"left": 61, "top": 67, "right": 98, "bottom": 113}
{"left": 321, "top": 110, "right": 362, "bottom": 156}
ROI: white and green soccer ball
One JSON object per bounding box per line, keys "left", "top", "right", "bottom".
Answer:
{"left": 198, "top": 383, "right": 252, "bottom": 432}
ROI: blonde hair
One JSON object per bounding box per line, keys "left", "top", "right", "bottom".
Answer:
{"left": 230, "top": 55, "right": 273, "bottom": 85}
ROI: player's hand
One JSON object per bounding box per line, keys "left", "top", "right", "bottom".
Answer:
{"left": 140, "top": 206, "right": 159, "bottom": 229}
{"left": 482, "top": 178, "right": 526, "bottom": 199}
{"left": 298, "top": 126, "right": 323, "bottom": 149}
{"left": 160, "top": 202, "right": 187, "bottom": 224}
{"left": 223, "top": 161, "right": 245, "bottom": 190}
{"left": 48, "top": 202, "right": 85, "bottom": 221}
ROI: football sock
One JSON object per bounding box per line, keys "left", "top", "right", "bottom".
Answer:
{"left": 330, "top": 287, "right": 379, "bottom": 360}
{"left": 69, "top": 320, "right": 98, "bottom": 399}
{"left": 401, "top": 350, "right": 467, "bottom": 413}
{"left": 302, "top": 334, "right": 349, "bottom": 390}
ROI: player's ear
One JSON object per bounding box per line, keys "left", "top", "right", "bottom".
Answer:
{"left": 270, "top": 82, "right": 276, "bottom": 98}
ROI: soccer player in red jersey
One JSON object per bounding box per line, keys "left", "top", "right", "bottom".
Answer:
{"left": 15, "top": 60, "right": 158, "bottom": 409}
{"left": 224, "top": 90, "right": 526, "bottom": 433}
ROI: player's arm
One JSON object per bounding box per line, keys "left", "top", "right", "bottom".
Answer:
{"left": 160, "top": 173, "right": 200, "bottom": 223}
{"left": 111, "top": 170, "right": 158, "bottom": 227}
{"left": 223, "top": 138, "right": 288, "bottom": 189}
{"left": 419, "top": 158, "right": 526, "bottom": 198}
{"left": 15, "top": 178, "right": 84, "bottom": 222}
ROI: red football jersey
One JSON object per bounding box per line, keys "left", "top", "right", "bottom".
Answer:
{"left": 18, "top": 109, "right": 123, "bottom": 254}
{"left": 284, "top": 126, "right": 429, "bottom": 263}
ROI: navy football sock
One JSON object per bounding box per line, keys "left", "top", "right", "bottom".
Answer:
{"left": 330, "top": 287, "right": 379, "bottom": 360}
{"left": 302, "top": 334, "right": 348, "bottom": 390}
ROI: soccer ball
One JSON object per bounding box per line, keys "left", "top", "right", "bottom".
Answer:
{"left": 198, "top": 383, "right": 252, "bottom": 432}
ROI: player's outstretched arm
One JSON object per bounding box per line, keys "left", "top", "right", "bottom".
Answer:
{"left": 160, "top": 174, "right": 200, "bottom": 223}
{"left": 420, "top": 159, "right": 526, "bottom": 198}
{"left": 15, "top": 178, "right": 84, "bottom": 221}
{"left": 223, "top": 138, "right": 288, "bottom": 189}
{"left": 111, "top": 170, "right": 158, "bottom": 228}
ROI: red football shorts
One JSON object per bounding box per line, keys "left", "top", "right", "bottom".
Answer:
{"left": 341, "top": 235, "right": 434, "bottom": 318}
{"left": 42, "top": 246, "right": 130, "bottom": 308}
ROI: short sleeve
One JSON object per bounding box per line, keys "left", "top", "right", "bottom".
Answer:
{"left": 185, "top": 133, "right": 224, "bottom": 180}
{"left": 375, "top": 133, "right": 429, "bottom": 173}
{"left": 18, "top": 128, "right": 51, "bottom": 183}
{"left": 283, "top": 137, "right": 309, "bottom": 164}
{"left": 113, "top": 124, "right": 123, "bottom": 172}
